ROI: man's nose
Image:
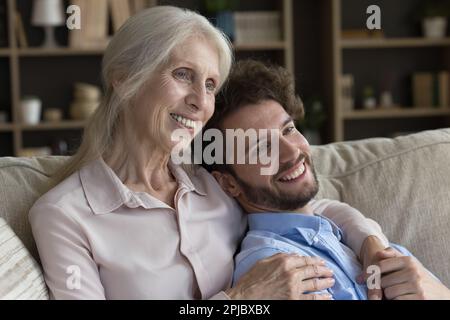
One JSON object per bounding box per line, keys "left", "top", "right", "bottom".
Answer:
{"left": 278, "top": 138, "right": 300, "bottom": 164}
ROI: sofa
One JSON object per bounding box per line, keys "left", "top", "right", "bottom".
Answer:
{"left": 1, "top": 128, "right": 449, "bottom": 299}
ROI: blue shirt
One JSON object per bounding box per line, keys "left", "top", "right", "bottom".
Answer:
{"left": 233, "top": 213, "right": 413, "bottom": 300}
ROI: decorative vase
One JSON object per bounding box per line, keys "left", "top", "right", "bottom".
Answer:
{"left": 21, "top": 96, "right": 42, "bottom": 124}
{"left": 422, "top": 17, "right": 448, "bottom": 38}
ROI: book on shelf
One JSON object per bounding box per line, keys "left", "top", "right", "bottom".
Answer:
{"left": 109, "top": 0, "right": 132, "bottom": 33}
{"left": 68, "top": 0, "right": 159, "bottom": 48}
{"left": 234, "top": 11, "right": 282, "bottom": 44}
{"left": 68, "top": 0, "right": 85, "bottom": 48}
{"left": 69, "top": 0, "right": 110, "bottom": 49}
{"left": 129, "top": 0, "right": 158, "bottom": 14}
{"left": 413, "top": 72, "right": 434, "bottom": 108}
{"left": 15, "top": 11, "right": 28, "bottom": 48}
{"left": 412, "top": 71, "right": 449, "bottom": 108}
{"left": 438, "top": 71, "right": 449, "bottom": 108}
{"left": 129, "top": 0, "right": 146, "bottom": 14}
{"left": 341, "top": 74, "right": 355, "bottom": 111}
{"left": 86, "top": 0, "right": 108, "bottom": 43}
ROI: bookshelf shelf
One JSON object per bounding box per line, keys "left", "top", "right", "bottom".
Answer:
{"left": 19, "top": 121, "right": 86, "bottom": 131}
{"left": 343, "top": 108, "right": 450, "bottom": 120}
{"left": 234, "top": 41, "right": 287, "bottom": 51}
{"left": 0, "top": 48, "right": 10, "bottom": 56}
{"left": 14, "top": 42, "right": 288, "bottom": 56}
{"left": 17, "top": 47, "right": 106, "bottom": 57}
{"left": 341, "top": 37, "right": 450, "bottom": 49}
{"left": 0, "top": 124, "right": 14, "bottom": 132}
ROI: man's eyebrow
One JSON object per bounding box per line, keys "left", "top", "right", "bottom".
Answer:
{"left": 281, "top": 116, "right": 294, "bottom": 128}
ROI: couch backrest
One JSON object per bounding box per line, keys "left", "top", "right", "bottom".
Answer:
{"left": 313, "top": 128, "right": 450, "bottom": 286}
{"left": 0, "top": 128, "right": 449, "bottom": 287}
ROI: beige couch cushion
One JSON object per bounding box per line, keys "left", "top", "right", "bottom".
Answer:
{"left": 0, "top": 218, "right": 48, "bottom": 299}
{"left": 313, "top": 128, "right": 450, "bottom": 287}
{"left": 0, "top": 156, "right": 69, "bottom": 261}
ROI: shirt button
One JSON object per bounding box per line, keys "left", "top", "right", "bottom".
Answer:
{"left": 313, "top": 236, "right": 319, "bottom": 243}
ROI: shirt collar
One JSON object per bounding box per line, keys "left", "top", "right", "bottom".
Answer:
{"left": 167, "top": 160, "right": 207, "bottom": 197}
{"left": 247, "top": 212, "right": 342, "bottom": 244}
{"left": 79, "top": 158, "right": 206, "bottom": 215}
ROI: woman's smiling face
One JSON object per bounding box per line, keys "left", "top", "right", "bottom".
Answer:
{"left": 130, "top": 36, "right": 220, "bottom": 151}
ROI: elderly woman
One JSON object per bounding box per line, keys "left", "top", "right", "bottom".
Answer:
{"left": 29, "top": 6, "right": 389, "bottom": 300}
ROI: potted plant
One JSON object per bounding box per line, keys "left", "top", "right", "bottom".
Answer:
{"left": 203, "top": 0, "right": 238, "bottom": 41}
{"left": 419, "top": 0, "right": 450, "bottom": 38}
{"left": 297, "top": 98, "right": 326, "bottom": 145}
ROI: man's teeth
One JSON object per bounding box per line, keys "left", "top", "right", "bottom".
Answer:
{"left": 280, "top": 162, "right": 305, "bottom": 181}
{"left": 170, "top": 113, "right": 196, "bottom": 129}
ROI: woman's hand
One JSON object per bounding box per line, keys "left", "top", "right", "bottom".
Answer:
{"left": 358, "top": 235, "right": 388, "bottom": 300}
{"left": 376, "top": 248, "right": 450, "bottom": 300}
{"left": 358, "top": 246, "right": 450, "bottom": 300}
{"left": 226, "top": 253, "right": 335, "bottom": 300}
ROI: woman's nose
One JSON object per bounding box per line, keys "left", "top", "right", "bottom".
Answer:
{"left": 185, "top": 85, "right": 208, "bottom": 112}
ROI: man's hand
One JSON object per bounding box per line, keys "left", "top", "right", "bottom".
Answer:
{"left": 375, "top": 248, "right": 450, "bottom": 300}
{"left": 226, "top": 253, "right": 335, "bottom": 300}
{"left": 358, "top": 235, "right": 388, "bottom": 300}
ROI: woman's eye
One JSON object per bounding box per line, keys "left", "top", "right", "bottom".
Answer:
{"left": 284, "top": 126, "right": 296, "bottom": 135}
{"left": 173, "top": 68, "right": 192, "bottom": 81}
{"left": 205, "top": 79, "right": 216, "bottom": 93}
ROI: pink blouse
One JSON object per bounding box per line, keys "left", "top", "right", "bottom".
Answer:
{"left": 29, "top": 158, "right": 388, "bottom": 300}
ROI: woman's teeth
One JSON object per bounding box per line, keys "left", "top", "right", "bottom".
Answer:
{"left": 280, "top": 162, "right": 305, "bottom": 181}
{"left": 170, "top": 113, "right": 196, "bottom": 129}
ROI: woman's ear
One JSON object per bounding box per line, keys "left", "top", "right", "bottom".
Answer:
{"left": 211, "top": 171, "right": 241, "bottom": 198}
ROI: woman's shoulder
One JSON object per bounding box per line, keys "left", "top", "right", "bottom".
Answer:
{"left": 29, "top": 170, "right": 85, "bottom": 222}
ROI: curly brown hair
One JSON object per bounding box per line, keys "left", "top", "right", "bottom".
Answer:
{"left": 206, "top": 59, "right": 304, "bottom": 132}
{"left": 200, "top": 59, "right": 304, "bottom": 173}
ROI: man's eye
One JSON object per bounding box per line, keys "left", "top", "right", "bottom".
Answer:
{"left": 173, "top": 68, "right": 191, "bottom": 81}
{"left": 205, "top": 79, "right": 216, "bottom": 93}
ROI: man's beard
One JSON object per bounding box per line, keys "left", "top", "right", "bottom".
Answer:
{"left": 232, "top": 157, "right": 320, "bottom": 212}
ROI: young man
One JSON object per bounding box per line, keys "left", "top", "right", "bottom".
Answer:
{"left": 203, "top": 60, "right": 449, "bottom": 300}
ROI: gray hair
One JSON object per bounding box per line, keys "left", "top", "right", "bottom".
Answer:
{"left": 54, "top": 6, "right": 233, "bottom": 182}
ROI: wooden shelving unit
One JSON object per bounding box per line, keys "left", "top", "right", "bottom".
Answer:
{"left": 0, "top": 0, "right": 294, "bottom": 156}
{"left": 341, "top": 37, "right": 450, "bottom": 49}
{"left": 0, "top": 124, "right": 14, "bottom": 132}
{"left": 17, "top": 47, "right": 106, "bottom": 56}
{"left": 19, "top": 121, "right": 87, "bottom": 131}
{"left": 326, "top": 0, "right": 450, "bottom": 141}
{"left": 233, "top": 41, "right": 287, "bottom": 51}
{"left": 343, "top": 107, "right": 450, "bottom": 120}
{"left": 0, "top": 48, "right": 10, "bottom": 56}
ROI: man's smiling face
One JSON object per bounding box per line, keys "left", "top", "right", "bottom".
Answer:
{"left": 216, "top": 99, "right": 319, "bottom": 212}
